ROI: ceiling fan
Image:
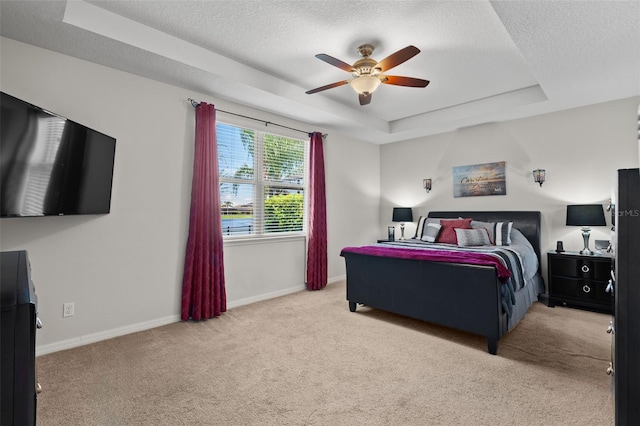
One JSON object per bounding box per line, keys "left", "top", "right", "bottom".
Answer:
{"left": 305, "top": 44, "right": 430, "bottom": 106}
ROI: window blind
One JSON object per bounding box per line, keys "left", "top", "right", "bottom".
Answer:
{"left": 217, "top": 122, "right": 307, "bottom": 237}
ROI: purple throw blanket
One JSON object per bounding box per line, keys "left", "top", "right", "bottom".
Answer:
{"left": 340, "top": 245, "right": 511, "bottom": 283}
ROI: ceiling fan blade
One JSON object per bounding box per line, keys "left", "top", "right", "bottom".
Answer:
{"left": 382, "top": 75, "right": 430, "bottom": 88}
{"left": 359, "top": 93, "right": 372, "bottom": 106}
{"left": 315, "top": 54, "right": 356, "bottom": 73}
{"left": 376, "top": 45, "right": 420, "bottom": 72}
{"left": 305, "top": 80, "right": 350, "bottom": 94}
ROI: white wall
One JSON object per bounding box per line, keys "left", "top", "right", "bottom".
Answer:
{"left": 0, "top": 38, "right": 380, "bottom": 354}
{"left": 325, "top": 134, "right": 381, "bottom": 277}
{"left": 380, "top": 96, "right": 640, "bottom": 287}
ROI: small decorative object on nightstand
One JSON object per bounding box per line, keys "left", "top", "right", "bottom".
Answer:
{"left": 547, "top": 251, "right": 613, "bottom": 314}
{"left": 387, "top": 226, "right": 395, "bottom": 242}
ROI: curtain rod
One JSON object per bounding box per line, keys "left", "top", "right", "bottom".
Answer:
{"left": 188, "top": 98, "right": 325, "bottom": 137}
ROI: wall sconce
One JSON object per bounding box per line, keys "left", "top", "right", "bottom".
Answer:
{"left": 423, "top": 178, "right": 432, "bottom": 192}
{"left": 532, "top": 169, "right": 545, "bottom": 186}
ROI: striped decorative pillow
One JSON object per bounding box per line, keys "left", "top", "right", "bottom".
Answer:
{"left": 494, "top": 222, "right": 513, "bottom": 246}
{"left": 420, "top": 222, "right": 442, "bottom": 242}
{"left": 413, "top": 217, "right": 441, "bottom": 240}
{"left": 413, "top": 216, "right": 427, "bottom": 239}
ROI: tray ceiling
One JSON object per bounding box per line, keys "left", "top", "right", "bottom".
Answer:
{"left": 1, "top": 1, "right": 638, "bottom": 144}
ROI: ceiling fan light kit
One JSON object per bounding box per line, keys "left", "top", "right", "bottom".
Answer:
{"left": 349, "top": 75, "right": 382, "bottom": 95}
{"left": 306, "top": 44, "right": 430, "bottom": 106}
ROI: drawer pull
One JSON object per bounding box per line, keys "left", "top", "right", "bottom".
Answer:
{"left": 36, "top": 317, "right": 43, "bottom": 329}
{"left": 605, "top": 280, "right": 614, "bottom": 293}
{"left": 581, "top": 264, "right": 590, "bottom": 273}
{"left": 582, "top": 284, "right": 591, "bottom": 293}
{"left": 607, "top": 363, "right": 614, "bottom": 376}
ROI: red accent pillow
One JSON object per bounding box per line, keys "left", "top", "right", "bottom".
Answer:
{"left": 436, "top": 218, "right": 473, "bottom": 244}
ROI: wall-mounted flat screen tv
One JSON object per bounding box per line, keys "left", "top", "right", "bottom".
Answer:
{"left": 1, "top": 92, "right": 116, "bottom": 217}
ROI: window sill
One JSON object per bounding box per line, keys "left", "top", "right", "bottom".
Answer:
{"left": 223, "top": 233, "right": 306, "bottom": 247}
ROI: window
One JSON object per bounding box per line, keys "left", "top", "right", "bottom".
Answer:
{"left": 217, "top": 122, "right": 307, "bottom": 238}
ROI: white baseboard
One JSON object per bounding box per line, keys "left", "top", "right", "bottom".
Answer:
{"left": 328, "top": 274, "right": 345, "bottom": 284}
{"left": 37, "top": 285, "right": 307, "bottom": 356}
{"left": 36, "top": 314, "right": 180, "bottom": 356}
{"left": 227, "top": 284, "right": 306, "bottom": 309}
{"left": 37, "top": 280, "right": 345, "bottom": 356}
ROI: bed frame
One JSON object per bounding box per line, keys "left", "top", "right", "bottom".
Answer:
{"left": 341, "top": 211, "right": 542, "bottom": 355}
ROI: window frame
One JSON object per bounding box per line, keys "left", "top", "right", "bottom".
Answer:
{"left": 216, "top": 119, "right": 308, "bottom": 241}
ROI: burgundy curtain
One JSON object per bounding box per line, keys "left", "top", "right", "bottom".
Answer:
{"left": 181, "top": 102, "right": 226, "bottom": 320}
{"left": 306, "top": 132, "right": 327, "bottom": 290}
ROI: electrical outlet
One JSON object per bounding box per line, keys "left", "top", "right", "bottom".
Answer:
{"left": 63, "top": 302, "right": 74, "bottom": 318}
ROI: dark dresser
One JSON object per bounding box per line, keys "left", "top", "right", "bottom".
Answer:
{"left": 1, "top": 250, "right": 38, "bottom": 425}
{"left": 612, "top": 168, "right": 640, "bottom": 426}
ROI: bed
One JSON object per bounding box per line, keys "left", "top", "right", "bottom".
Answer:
{"left": 340, "top": 211, "right": 544, "bottom": 355}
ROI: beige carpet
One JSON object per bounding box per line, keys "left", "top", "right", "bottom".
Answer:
{"left": 36, "top": 281, "right": 614, "bottom": 425}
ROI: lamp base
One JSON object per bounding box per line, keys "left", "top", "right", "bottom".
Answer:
{"left": 580, "top": 227, "right": 592, "bottom": 255}
{"left": 399, "top": 223, "right": 406, "bottom": 240}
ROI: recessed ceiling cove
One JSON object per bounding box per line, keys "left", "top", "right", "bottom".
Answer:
{"left": 0, "top": 0, "right": 637, "bottom": 144}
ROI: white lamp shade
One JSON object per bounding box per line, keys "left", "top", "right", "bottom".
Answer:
{"left": 349, "top": 76, "right": 382, "bottom": 94}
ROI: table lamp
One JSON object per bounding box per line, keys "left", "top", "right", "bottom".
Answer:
{"left": 392, "top": 207, "right": 413, "bottom": 240}
{"left": 566, "top": 204, "right": 606, "bottom": 255}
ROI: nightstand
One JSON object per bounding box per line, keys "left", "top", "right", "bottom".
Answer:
{"left": 547, "top": 251, "right": 613, "bottom": 314}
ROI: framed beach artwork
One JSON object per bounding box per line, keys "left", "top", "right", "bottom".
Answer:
{"left": 453, "top": 161, "right": 506, "bottom": 197}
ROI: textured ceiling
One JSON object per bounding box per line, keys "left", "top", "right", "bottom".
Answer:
{"left": 1, "top": 0, "right": 639, "bottom": 144}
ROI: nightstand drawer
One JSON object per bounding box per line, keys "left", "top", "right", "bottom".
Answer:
{"left": 549, "top": 256, "right": 610, "bottom": 281}
{"left": 547, "top": 251, "right": 612, "bottom": 314}
{"left": 550, "top": 276, "right": 610, "bottom": 303}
